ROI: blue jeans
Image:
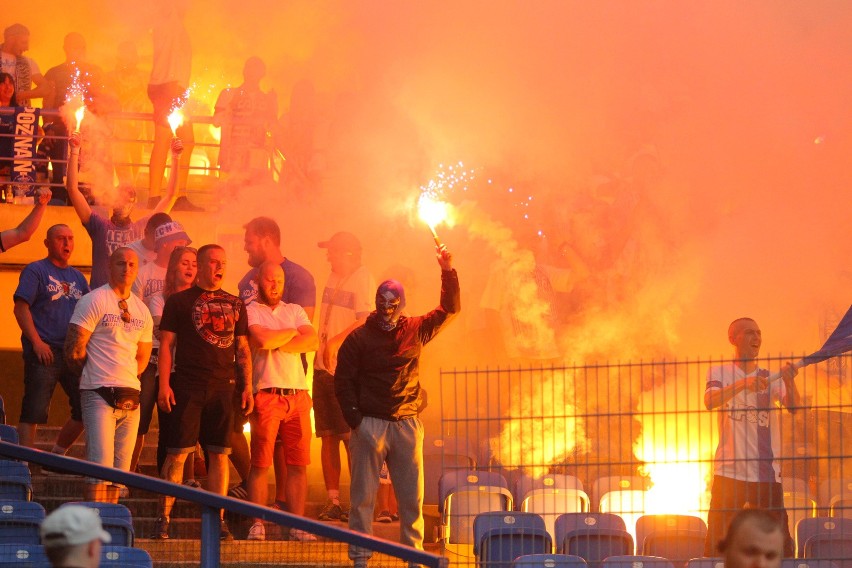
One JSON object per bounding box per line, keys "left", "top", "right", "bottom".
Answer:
{"left": 20, "top": 346, "right": 82, "bottom": 423}
{"left": 81, "top": 390, "right": 139, "bottom": 485}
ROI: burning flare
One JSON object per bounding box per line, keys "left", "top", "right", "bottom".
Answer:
{"left": 417, "top": 193, "right": 449, "bottom": 246}
{"left": 167, "top": 108, "right": 184, "bottom": 137}
{"left": 73, "top": 104, "right": 86, "bottom": 132}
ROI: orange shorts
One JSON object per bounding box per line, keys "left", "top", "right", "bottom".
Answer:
{"left": 249, "top": 389, "right": 312, "bottom": 468}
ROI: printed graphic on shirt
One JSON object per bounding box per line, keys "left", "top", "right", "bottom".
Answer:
{"left": 47, "top": 275, "right": 85, "bottom": 301}
{"left": 193, "top": 291, "right": 242, "bottom": 348}
{"left": 100, "top": 313, "right": 147, "bottom": 330}
{"left": 241, "top": 278, "right": 258, "bottom": 305}
{"left": 321, "top": 286, "right": 356, "bottom": 311}
{"left": 105, "top": 227, "right": 138, "bottom": 254}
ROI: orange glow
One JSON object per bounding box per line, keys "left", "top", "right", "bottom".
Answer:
{"left": 167, "top": 108, "right": 184, "bottom": 136}
{"left": 642, "top": 460, "right": 708, "bottom": 519}
{"left": 417, "top": 193, "right": 449, "bottom": 231}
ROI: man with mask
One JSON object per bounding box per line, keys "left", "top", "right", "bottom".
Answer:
{"left": 335, "top": 245, "right": 459, "bottom": 568}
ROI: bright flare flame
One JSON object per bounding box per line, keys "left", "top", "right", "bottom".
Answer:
{"left": 417, "top": 193, "right": 449, "bottom": 231}
{"left": 642, "top": 461, "right": 709, "bottom": 519}
{"left": 167, "top": 108, "right": 184, "bottom": 136}
{"left": 74, "top": 104, "right": 86, "bottom": 132}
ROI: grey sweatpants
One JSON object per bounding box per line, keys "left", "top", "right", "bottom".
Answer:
{"left": 348, "top": 415, "right": 425, "bottom": 561}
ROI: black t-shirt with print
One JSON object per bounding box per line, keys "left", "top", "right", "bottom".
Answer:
{"left": 160, "top": 286, "right": 248, "bottom": 387}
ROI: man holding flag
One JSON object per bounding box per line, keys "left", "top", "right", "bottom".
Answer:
{"left": 704, "top": 317, "right": 799, "bottom": 557}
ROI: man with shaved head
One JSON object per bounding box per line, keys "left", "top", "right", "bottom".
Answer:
{"left": 65, "top": 248, "right": 153, "bottom": 503}
{"left": 719, "top": 509, "right": 785, "bottom": 568}
{"left": 244, "top": 262, "right": 318, "bottom": 541}
{"left": 14, "top": 224, "right": 89, "bottom": 453}
{"left": 704, "top": 317, "right": 799, "bottom": 556}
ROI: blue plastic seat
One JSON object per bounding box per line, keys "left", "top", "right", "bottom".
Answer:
{"left": 591, "top": 477, "right": 650, "bottom": 511}
{"left": 0, "top": 543, "right": 49, "bottom": 566}
{"left": 0, "top": 501, "right": 45, "bottom": 545}
{"left": 796, "top": 517, "right": 852, "bottom": 559}
{"left": 0, "top": 461, "right": 32, "bottom": 501}
{"left": 781, "top": 559, "right": 839, "bottom": 568}
{"left": 554, "top": 513, "right": 634, "bottom": 568}
{"left": 602, "top": 555, "right": 675, "bottom": 568}
{"left": 635, "top": 514, "right": 707, "bottom": 568}
{"left": 439, "top": 470, "right": 513, "bottom": 559}
{"left": 514, "top": 554, "right": 589, "bottom": 568}
{"left": 685, "top": 558, "right": 724, "bottom": 568}
{"left": 0, "top": 425, "right": 17, "bottom": 445}
{"left": 101, "top": 545, "right": 153, "bottom": 568}
{"left": 474, "top": 511, "right": 552, "bottom": 568}
{"left": 62, "top": 502, "right": 134, "bottom": 546}
{"left": 424, "top": 437, "right": 476, "bottom": 507}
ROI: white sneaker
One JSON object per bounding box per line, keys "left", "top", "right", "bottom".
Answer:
{"left": 289, "top": 528, "right": 317, "bottom": 542}
{"left": 247, "top": 521, "right": 266, "bottom": 541}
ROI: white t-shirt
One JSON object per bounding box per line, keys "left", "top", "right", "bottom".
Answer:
{"left": 132, "top": 262, "right": 166, "bottom": 305}
{"left": 315, "top": 265, "right": 375, "bottom": 373}
{"left": 705, "top": 363, "right": 788, "bottom": 482}
{"left": 247, "top": 301, "right": 313, "bottom": 391}
{"left": 127, "top": 239, "right": 157, "bottom": 269}
{"left": 70, "top": 284, "right": 153, "bottom": 390}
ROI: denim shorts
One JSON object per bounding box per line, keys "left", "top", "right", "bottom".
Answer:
{"left": 81, "top": 390, "right": 139, "bottom": 484}
{"left": 20, "top": 347, "right": 82, "bottom": 423}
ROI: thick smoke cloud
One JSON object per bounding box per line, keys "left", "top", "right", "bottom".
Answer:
{"left": 8, "top": 2, "right": 851, "bottom": 477}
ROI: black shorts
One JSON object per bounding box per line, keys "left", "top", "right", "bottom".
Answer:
{"left": 312, "top": 370, "right": 351, "bottom": 438}
{"left": 162, "top": 376, "right": 234, "bottom": 455}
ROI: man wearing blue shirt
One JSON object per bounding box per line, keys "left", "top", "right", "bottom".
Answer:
{"left": 13, "top": 223, "right": 90, "bottom": 454}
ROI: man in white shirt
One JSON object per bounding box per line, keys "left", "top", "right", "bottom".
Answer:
{"left": 244, "top": 262, "right": 318, "bottom": 541}
{"left": 65, "top": 248, "right": 153, "bottom": 503}
{"left": 704, "top": 317, "right": 799, "bottom": 556}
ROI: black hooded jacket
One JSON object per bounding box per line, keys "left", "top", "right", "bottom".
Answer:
{"left": 334, "top": 268, "right": 460, "bottom": 428}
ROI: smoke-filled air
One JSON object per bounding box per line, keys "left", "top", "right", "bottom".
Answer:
{"left": 8, "top": 1, "right": 851, "bottom": 481}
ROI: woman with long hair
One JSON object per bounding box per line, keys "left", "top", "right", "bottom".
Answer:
{"left": 129, "top": 246, "right": 197, "bottom": 478}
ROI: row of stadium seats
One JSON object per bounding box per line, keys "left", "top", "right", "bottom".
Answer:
{"left": 512, "top": 555, "right": 839, "bottom": 568}
{"left": 438, "top": 469, "right": 852, "bottom": 566}
{"left": 0, "top": 424, "right": 151, "bottom": 566}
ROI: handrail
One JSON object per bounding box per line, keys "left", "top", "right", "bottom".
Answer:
{"left": 0, "top": 441, "right": 447, "bottom": 568}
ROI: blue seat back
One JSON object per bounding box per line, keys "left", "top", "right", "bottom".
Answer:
{"left": 0, "top": 543, "right": 49, "bottom": 566}
{"left": 796, "top": 517, "right": 852, "bottom": 558}
{"left": 602, "top": 555, "right": 675, "bottom": 568}
{"left": 443, "top": 472, "right": 513, "bottom": 545}
{"left": 804, "top": 534, "right": 852, "bottom": 568}
{"left": 591, "top": 477, "right": 649, "bottom": 510}
{"left": 635, "top": 514, "right": 707, "bottom": 568}
{"left": 101, "top": 545, "right": 153, "bottom": 568}
{"left": 554, "top": 513, "right": 633, "bottom": 568}
{"left": 516, "top": 474, "right": 585, "bottom": 504}
{"left": 514, "top": 554, "right": 588, "bottom": 568}
{"left": 62, "top": 502, "right": 134, "bottom": 547}
{"left": 475, "top": 512, "right": 553, "bottom": 568}
{"left": 425, "top": 452, "right": 476, "bottom": 507}
{"left": 781, "top": 559, "right": 839, "bottom": 568}
{"left": 686, "top": 558, "right": 724, "bottom": 568}
{"left": 0, "top": 501, "right": 45, "bottom": 545}
{"left": 0, "top": 461, "right": 32, "bottom": 501}
{"left": 819, "top": 479, "right": 852, "bottom": 511}
{"left": 0, "top": 425, "right": 17, "bottom": 445}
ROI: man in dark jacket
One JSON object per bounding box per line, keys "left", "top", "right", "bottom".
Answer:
{"left": 335, "top": 245, "right": 459, "bottom": 567}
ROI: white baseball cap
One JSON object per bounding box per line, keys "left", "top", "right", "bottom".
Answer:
{"left": 40, "top": 505, "right": 111, "bottom": 548}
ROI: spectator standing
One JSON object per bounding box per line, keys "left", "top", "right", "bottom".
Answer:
{"left": 336, "top": 245, "right": 460, "bottom": 565}
{"left": 13, "top": 224, "right": 90, "bottom": 454}
{"left": 313, "top": 231, "right": 375, "bottom": 521}
{"left": 65, "top": 248, "right": 153, "bottom": 503}
{"left": 67, "top": 131, "right": 182, "bottom": 288}
{"left": 0, "top": 24, "right": 51, "bottom": 106}
{"left": 244, "top": 262, "right": 318, "bottom": 541}
{"left": 154, "top": 244, "right": 252, "bottom": 540}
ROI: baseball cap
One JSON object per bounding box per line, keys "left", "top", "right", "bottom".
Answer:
{"left": 154, "top": 221, "right": 191, "bottom": 248}
{"left": 40, "top": 505, "right": 111, "bottom": 548}
{"left": 318, "top": 231, "right": 361, "bottom": 254}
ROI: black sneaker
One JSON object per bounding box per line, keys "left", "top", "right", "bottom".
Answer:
{"left": 317, "top": 500, "right": 342, "bottom": 521}
{"left": 340, "top": 507, "right": 349, "bottom": 522}
{"left": 172, "top": 196, "right": 204, "bottom": 212}
{"left": 220, "top": 519, "right": 233, "bottom": 541}
{"left": 151, "top": 516, "right": 170, "bottom": 540}
{"left": 377, "top": 510, "right": 392, "bottom": 523}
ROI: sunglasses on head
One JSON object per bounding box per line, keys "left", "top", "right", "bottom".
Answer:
{"left": 118, "top": 299, "right": 131, "bottom": 323}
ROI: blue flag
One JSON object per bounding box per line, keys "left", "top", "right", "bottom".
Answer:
{"left": 801, "top": 305, "right": 852, "bottom": 366}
